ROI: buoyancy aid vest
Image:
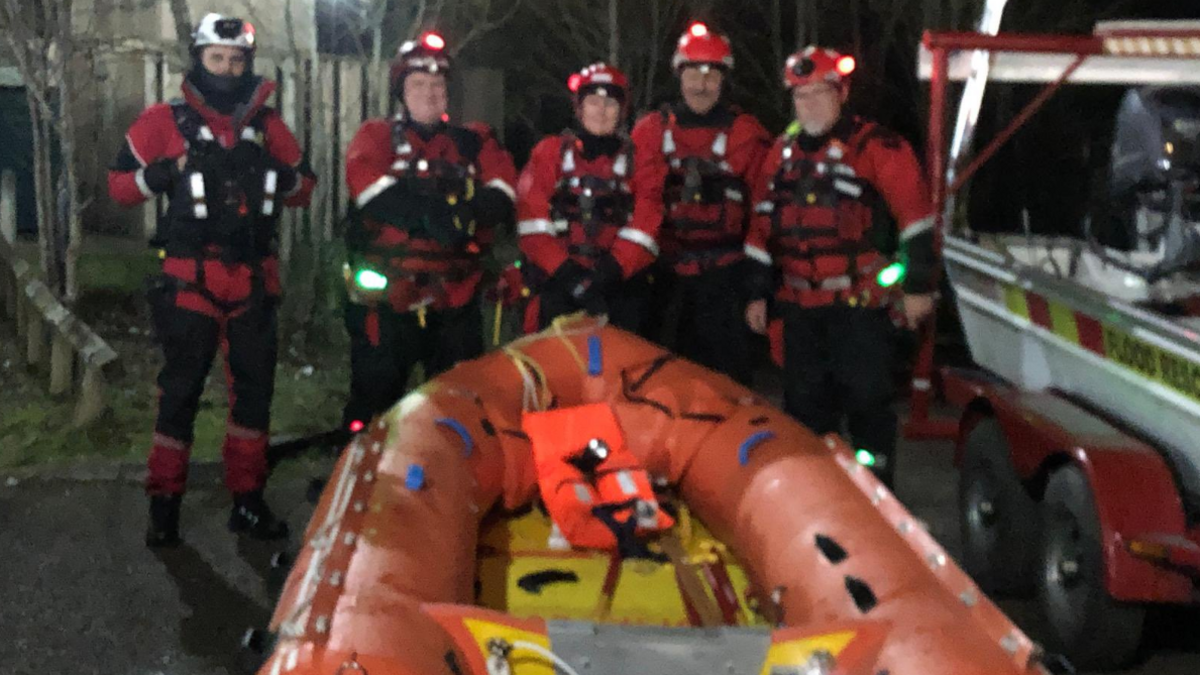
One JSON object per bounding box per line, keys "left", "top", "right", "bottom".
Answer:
{"left": 548, "top": 132, "right": 635, "bottom": 269}
{"left": 660, "top": 107, "right": 746, "bottom": 267}
{"left": 347, "top": 120, "right": 487, "bottom": 309}
{"left": 761, "top": 120, "right": 898, "bottom": 307}
{"left": 163, "top": 101, "right": 281, "bottom": 263}
{"left": 523, "top": 402, "right": 674, "bottom": 552}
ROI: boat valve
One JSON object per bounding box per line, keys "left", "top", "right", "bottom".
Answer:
{"left": 485, "top": 638, "right": 514, "bottom": 675}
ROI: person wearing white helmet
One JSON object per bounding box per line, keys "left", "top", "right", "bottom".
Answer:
{"left": 109, "top": 13, "right": 316, "bottom": 547}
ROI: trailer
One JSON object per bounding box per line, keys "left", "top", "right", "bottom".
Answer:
{"left": 912, "top": 13, "right": 1200, "bottom": 672}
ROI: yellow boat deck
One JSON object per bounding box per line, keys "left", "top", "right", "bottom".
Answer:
{"left": 475, "top": 505, "right": 768, "bottom": 628}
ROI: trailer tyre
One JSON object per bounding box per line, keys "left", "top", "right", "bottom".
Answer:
{"left": 1038, "top": 464, "right": 1144, "bottom": 671}
{"left": 959, "top": 417, "right": 1040, "bottom": 596}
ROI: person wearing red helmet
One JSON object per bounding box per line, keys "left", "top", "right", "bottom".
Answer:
{"left": 109, "top": 13, "right": 318, "bottom": 547}
{"left": 341, "top": 32, "right": 518, "bottom": 431}
{"left": 631, "top": 22, "right": 770, "bottom": 383}
{"left": 516, "top": 63, "right": 666, "bottom": 332}
{"left": 743, "top": 46, "right": 938, "bottom": 488}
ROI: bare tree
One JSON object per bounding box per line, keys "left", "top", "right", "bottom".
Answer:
{"left": 166, "top": 0, "right": 191, "bottom": 64}
{"left": 0, "top": 0, "right": 94, "bottom": 301}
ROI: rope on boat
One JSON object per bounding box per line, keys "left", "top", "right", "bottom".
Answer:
{"left": 503, "top": 345, "right": 552, "bottom": 411}
{"left": 550, "top": 315, "right": 589, "bottom": 374}
{"left": 486, "top": 638, "right": 583, "bottom": 675}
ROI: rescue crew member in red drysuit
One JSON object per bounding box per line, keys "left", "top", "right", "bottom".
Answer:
{"left": 523, "top": 403, "right": 674, "bottom": 557}
{"left": 743, "top": 47, "right": 938, "bottom": 487}
{"left": 109, "top": 13, "right": 316, "bottom": 547}
{"left": 632, "top": 22, "right": 770, "bottom": 383}
{"left": 516, "top": 63, "right": 666, "bottom": 334}
{"left": 342, "top": 32, "right": 517, "bottom": 430}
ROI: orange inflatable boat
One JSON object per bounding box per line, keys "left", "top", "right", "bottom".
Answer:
{"left": 261, "top": 317, "right": 1053, "bottom": 675}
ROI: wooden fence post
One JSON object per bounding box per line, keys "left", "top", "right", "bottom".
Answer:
{"left": 74, "top": 365, "right": 107, "bottom": 425}
{"left": 50, "top": 333, "right": 73, "bottom": 395}
{"left": 25, "top": 300, "right": 44, "bottom": 366}
{"left": 1, "top": 169, "right": 15, "bottom": 244}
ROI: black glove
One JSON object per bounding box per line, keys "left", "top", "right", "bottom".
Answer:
{"left": 421, "top": 195, "right": 467, "bottom": 247}
{"left": 574, "top": 254, "right": 623, "bottom": 315}
{"left": 900, "top": 228, "right": 938, "bottom": 294}
{"left": 547, "top": 259, "right": 592, "bottom": 305}
{"left": 268, "top": 159, "right": 298, "bottom": 196}
{"left": 742, "top": 259, "right": 775, "bottom": 301}
{"left": 360, "top": 182, "right": 417, "bottom": 225}
{"left": 472, "top": 186, "right": 515, "bottom": 230}
{"left": 142, "top": 159, "right": 178, "bottom": 194}
{"left": 592, "top": 253, "right": 624, "bottom": 289}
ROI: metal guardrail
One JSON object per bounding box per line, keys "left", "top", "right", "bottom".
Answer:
{"left": 0, "top": 228, "right": 118, "bottom": 426}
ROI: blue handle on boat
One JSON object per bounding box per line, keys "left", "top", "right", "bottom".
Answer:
{"left": 405, "top": 463, "right": 425, "bottom": 490}
{"left": 738, "top": 430, "right": 775, "bottom": 466}
{"left": 435, "top": 417, "right": 474, "bottom": 457}
{"left": 587, "top": 335, "right": 602, "bottom": 376}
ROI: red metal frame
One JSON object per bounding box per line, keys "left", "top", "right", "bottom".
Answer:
{"left": 908, "top": 31, "right": 1121, "bottom": 440}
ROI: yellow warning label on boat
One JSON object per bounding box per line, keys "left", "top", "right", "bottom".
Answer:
{"left": 1103, "top": 325, "right": 1200, "bottom": 403}
{"left": 760, "top": 630, "right": 856, "bottom": 674}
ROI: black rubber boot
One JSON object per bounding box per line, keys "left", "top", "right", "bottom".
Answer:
{"left": 229, "top": 490, "right": 289, "bottom": 540}
{"left": 145, "top": 494, "right": 183, "bottom": 548}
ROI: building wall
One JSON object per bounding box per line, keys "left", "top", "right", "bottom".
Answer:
{"left": 74, "top": 0, "right": 317, "bottom": 57}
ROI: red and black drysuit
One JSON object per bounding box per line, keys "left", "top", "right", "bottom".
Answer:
{"left": 631, "top": 102, "right": 770, "bottom": 381}
{"left": 516, "top": 130, "right": 665, "bottom": 334}
{"left": 743, "top": 115, "right": 936, "bottom": 484}
{"left": 342, "top": 118, "right": 516, "bottom": 428}
{"left": 109, "top": 77, "right": 316, "bottom": 496}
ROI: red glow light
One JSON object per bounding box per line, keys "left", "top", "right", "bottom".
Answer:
{"left": 349, "top": 420, "right": 365, "bottom": 433}
{"left": 689, "top": 22, "right": 708, "bottom": 38}
{"left": 836, "top": 55, "right": 856, "bottom": 76}
{"left": 423, "top": 33, "right": 445, "bottom": 50}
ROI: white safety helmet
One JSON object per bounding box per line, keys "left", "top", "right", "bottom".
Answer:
{"left": 192, "top": 13, "right": 257, "bottom": 53}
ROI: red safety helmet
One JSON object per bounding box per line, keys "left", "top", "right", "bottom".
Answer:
{"left": 783, "top": 46, "right": 856, "bottom": 89}
{"left": 390, "top": 32, "right": 451, "bottom": 98}
{"left": 567, "top": 62, "right": 629, "bottom": 108}
{"left": 672, "top": 22, "right": 734, "bottom": 72}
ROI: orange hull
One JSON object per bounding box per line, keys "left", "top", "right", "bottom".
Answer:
{"left": 262, "top": 319, "right": 1049, "bottom": 675}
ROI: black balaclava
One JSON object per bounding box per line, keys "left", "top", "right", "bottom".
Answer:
{"left": 188, "top": 50, "right": 255, "bottom": 114}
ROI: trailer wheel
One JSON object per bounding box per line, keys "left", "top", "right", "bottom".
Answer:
{"left": 1038, "top": 464, "right": 1144, "bottom": 671}
{"left": 959, "top": 417, "right": 1040, "bottom": 596}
